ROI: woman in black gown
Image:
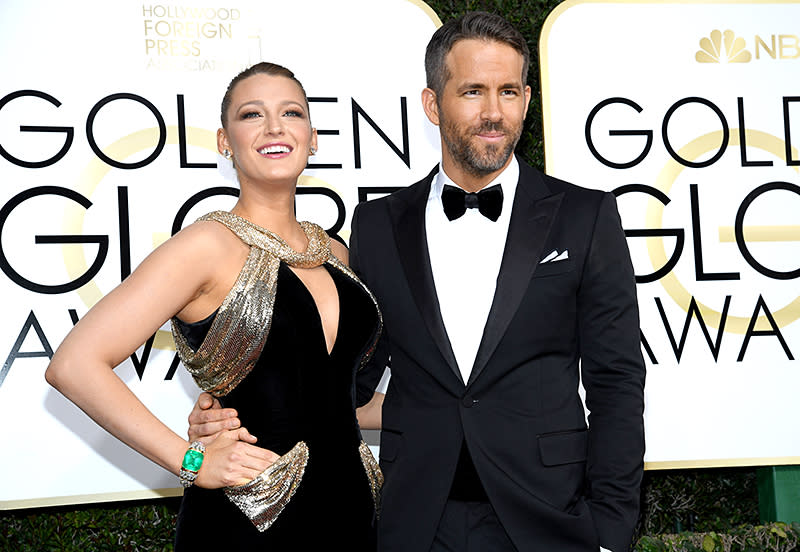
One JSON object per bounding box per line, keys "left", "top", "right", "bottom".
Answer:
{"left": 46, "top": 62, "right": 382, "bottom": 550}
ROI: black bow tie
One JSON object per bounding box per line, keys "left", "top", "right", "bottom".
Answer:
{"left": 441, "top": 184, "right": 503, "bottom": 222}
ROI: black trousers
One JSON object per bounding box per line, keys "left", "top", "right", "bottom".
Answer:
{"left": 429, "top": 500, "right": 518, "bottom": 552}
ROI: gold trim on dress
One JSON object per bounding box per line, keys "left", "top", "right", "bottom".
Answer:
{"left": 358, "top": 440, "right": 384, "bottom": 517}
{"left": 224, "top": 441, "right": 309, "bottom": 532}
{"left": 326, "top": 255, "right": 383, "bottom": 372}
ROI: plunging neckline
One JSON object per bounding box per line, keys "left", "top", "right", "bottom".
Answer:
{"left": 285, "top": 263, "right": 341, "bottom": 356}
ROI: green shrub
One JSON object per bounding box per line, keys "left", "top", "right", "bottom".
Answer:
{"left": 639, "top": 468, "right": 760, "bottom": 535}
{"left": 0, "top": 499, "right": 180, "bottom": 551}
{"left": 635, "top": 523, "right": 800, "bottom": 552}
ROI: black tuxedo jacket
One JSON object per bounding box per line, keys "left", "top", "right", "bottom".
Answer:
{"left": 351, "top": 159, "right": 645, "bottom": 552}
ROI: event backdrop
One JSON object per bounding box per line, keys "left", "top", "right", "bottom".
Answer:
{"left": 0, "top": 0, "right": 440, "bottom": 508}
{"left": 541, "top": 0, "right": 800, "bottom": 469}
{"left": 3, "top": 0, "right": 799, "bottom": 511}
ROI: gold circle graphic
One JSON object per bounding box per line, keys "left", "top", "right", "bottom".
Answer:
{"left": 648, "top": 129, "right": 800, "bottom": 333}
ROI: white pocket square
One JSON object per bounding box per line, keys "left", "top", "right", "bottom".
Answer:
{"left": 540, "top": 249, "right": 568, "bottom": 263}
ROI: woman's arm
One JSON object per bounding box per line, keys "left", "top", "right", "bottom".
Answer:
{"left": 356, "top": 391, "right": 384, "bottom": 430}
{"left": 45, "top": 222, "right": 277, "bottom": 487}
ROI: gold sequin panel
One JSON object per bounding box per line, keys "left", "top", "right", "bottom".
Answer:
{"left": 171, "top": 246, "right": 279, "bottom": 396}
{"left": 224, "top": 441, "right": 309, "bottom": 532}
{"left": 359, "top": 440, "right": 384, "bottom": 517}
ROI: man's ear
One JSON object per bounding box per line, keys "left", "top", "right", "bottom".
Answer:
{"left": 421, "top": 88, "right": 440, "bottom": 126}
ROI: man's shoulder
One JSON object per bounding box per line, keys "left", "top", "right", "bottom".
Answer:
{"left": 522, "top": 160, "right": 605, "bottom": 199}
{"left": 519, "top": 159, "right": 609, "bottom": 213}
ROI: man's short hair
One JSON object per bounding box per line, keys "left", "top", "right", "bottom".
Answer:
{"left": 425, "top": 11, "right": 530, "bottom": 97}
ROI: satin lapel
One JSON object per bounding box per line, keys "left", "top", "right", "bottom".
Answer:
{"left": 468, "top": 164, "right": 564, "bottom": 387}
{"left": 389, "top": 169, "right": 462, "bottom": 384}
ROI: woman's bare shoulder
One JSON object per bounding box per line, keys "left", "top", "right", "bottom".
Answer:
{"left": 169, "top": 218, "right": 245, "bottom": 258}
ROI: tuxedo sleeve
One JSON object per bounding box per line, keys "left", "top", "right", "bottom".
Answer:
{"left": 350, "top": 202, "right": 391, "bottom": 407}
{"left": 577, "top": 192, "right": 645, "bottom": 552}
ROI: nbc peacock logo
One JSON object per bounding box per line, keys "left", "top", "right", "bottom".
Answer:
{"left": 696, "top": 29, "right": 752, "bottom": 63}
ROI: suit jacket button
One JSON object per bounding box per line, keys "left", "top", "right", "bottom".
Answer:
{"left": 461, "top": 396, "right": 477, "bottom": 408}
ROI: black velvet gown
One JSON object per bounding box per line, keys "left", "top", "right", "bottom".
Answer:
{"left": 173, "top": 263, "right": 379, "bottom": 550}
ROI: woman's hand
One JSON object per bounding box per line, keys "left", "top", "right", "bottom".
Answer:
{"left": 194, "top": 428, "right": 280, "bottom": 488}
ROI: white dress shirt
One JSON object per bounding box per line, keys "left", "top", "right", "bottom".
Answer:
{"left": 425, "top": 157, "right": 519, "bottom": 384}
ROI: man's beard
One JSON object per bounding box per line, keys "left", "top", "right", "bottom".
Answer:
{"left": 440, "top": 119, "right": 521, "bottom": 177}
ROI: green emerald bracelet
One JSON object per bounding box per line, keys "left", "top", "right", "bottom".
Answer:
{"left": 179, "top": 441, "right": 205, "bottom": 488}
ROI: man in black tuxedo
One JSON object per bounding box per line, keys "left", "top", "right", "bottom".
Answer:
{"left": 348, "top": 11, "right": 645, "bottom": 552}
{"left": 188, "top": 11, "right": 644, "bottom": 552}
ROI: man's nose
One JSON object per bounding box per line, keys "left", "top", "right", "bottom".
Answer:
{"left": 481, "top": 94, "right": 503, "bottom": 121}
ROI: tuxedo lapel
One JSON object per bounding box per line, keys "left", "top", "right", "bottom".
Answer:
{"left": 389, "top": 168, "right": 462, "bottom": 384}
{"left": 468, "top": 162, "right": 564, "bottom": 387}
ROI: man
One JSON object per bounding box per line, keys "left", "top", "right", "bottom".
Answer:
{"left": 190, "top": 11, "right": 645, "bottom": 552}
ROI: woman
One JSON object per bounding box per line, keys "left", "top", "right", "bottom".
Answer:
{"left": 46, "top": 62, "right": 382, "bottom": 550}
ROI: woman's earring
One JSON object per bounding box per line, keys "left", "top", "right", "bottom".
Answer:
{"left": 223, "top": 149, "right": 232, "bottom": 160}
{"left": 309, "top": 146, "right": 317, "bottom": 156}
